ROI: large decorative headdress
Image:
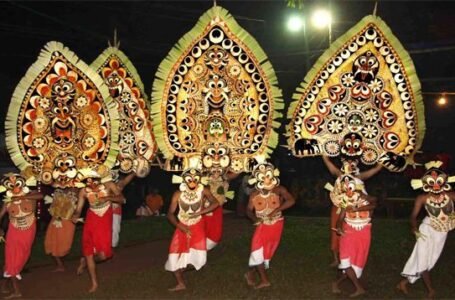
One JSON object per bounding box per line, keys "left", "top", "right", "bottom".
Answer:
{"left": 411, "top": 161, "right": 455, "bottom": 193}
{"left": 91, "top": 46, "right": 157, "bottom": 178}
{"left": 152, "top": 6, "right": 283, "bottom": 173}
{"left": 286, "top": 15, "right": 425, "bottom": 172}
{"left": 5, "top": 42, "right": 120, "bottom": 188}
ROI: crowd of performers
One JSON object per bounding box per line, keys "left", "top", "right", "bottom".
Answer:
{"left": 0, "top": 2, "right": 450, "bottom": 298}
{"left": 0, "top": 156, "right": 453, "bottom": 298}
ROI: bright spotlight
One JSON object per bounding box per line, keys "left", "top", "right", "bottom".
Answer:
{"left": 437, "top": 96, "right": 448, "bottom": 106}
{"left": 312, "top": 9, "right": 332, "bottom": 29}
{"left": 287, "top": 15, "right": 304, "bottom": 32}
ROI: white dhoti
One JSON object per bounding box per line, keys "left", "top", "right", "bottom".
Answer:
{"left": 401, "top": 217, "right": 447, "bottom": 284}
{"left": 112, "top": 213, "right": 122, "bottom": 247}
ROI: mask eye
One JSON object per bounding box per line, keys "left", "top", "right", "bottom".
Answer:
{"left": 360, "top": 58, "right": 367, "bottom": 65}
{"left": 218, "top": 149, "right": 226, "bottom": 156}
{"left": 426, "top": 178, "right": 435, "bottom": 185}
{"left": 5, "top": 181, "right": 13, "bottom": 189}
{"left": 257, "top": 173, "right": 265, "bottom": 181}
{"left": 436, "top": 177, "right": 444, "bottom": 185}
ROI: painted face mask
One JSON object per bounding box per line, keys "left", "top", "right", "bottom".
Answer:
{"left": 252, "top": 163, "right": 280, "bottom": 191}
{"left": 422, "top": 168, "right": 451, "bottom": 194}
{"left": 182, "top": 168, "right": 202, "bottom": 191}
{"left": 1, "top": 174, "right": 30, "bottom": 198}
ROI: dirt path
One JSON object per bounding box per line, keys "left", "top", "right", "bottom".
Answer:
{"left": 19, "top": 213, "right": 249, "bottom": 298}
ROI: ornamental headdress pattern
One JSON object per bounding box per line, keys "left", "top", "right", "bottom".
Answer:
{"left": 286, "top": 15, "right": 425, "bottom": 172}
{"left": 5, "top": 42, "right": 119, "bottom": 188}
{"left": 91, "top": 47, "right": 157, "bottom": 178}
{"left": 152, "top": 6, "right": 283, "bottom": 173}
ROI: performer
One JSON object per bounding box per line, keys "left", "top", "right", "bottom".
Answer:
{"left": 0, "top": 173, "right": 42, "bottom": 299}
{"left": 202, "top": 142, "right": 239, "bottom": 250}
{"left": 44, "top": 188, "right": 78, "bottom": 272}
{"left": 323, "top": 155, "right": 381, "bottom": 267}
{"left": 165, "top": 164, "right": 219, "bottom": 291}
{"left": 72, "top": 174, "right": 125, "bottom": 293}
{"left": 244, "top": 161, "right": 295, "bottom": 289}
{"left": 330, "top": 173, "right": 376, "bottom": 298}
{"left": 112, "top": 172, "right": 136, "bottom": 248}
{"left": 397, "top": 161, "right": 455, "bottom": 298}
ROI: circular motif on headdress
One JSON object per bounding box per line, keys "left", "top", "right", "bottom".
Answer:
{"left": 361, "top": 148, "right": 379, "bottom": 165}
{"left": 324, "top": 140, "right": 340, "bottom": 157}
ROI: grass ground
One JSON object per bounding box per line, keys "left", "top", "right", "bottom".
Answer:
{"left": 5, "top": 215, "right": 455, "bottom": 299}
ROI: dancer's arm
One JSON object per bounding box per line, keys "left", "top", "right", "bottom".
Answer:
{"left": 268, "top": 186, "right": 295, "bottom": 217}
{"left": 118, "top": 173, "right": 136, "bottom": 191}
{"left": 322, "top": 155, "right": 342, "bottom": 177}
{"left": 410, "top": 194, "right": 425, "bottom": 234}
{"left": 349, "top": 195, "right": 376, "bottom": 212}
{"left": 72, "top": 189, "right": 86, "bottom": 223}
{"left": 167, "top": 191, "right": 190, "bottom": 234}
{"left": 190, "top": 188, "right": 219, "bottom": 217}
{"left": 336, "top": 208, "right": 346, "bottom": 235}
{"left": 13, "top": 190, "right": 43, "bottom": 201}
{"left": 246, "top": 192, "right": 260, "bottom": 224}
{"left": 359, "top": 164, "right": 382, "bottom": 181}
{"left": 0, "top": 204, "right": 7, "bottom": 237}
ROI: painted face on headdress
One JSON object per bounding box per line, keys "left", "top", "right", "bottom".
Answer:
{"left": 204, "top": 46, "right": 229, "bottom": 71}
{"left": 202, "top": 142, "right": 230, "bottom": 176}
{"left": 85, "top": 177, "right": 102, "bottom": 190}
{"left": 353, "top": 51, "right": 379, "bottom": 83}
{"left": 340, "top": 133, "right": 364, "bottom": 157}
{"left": 207, "top": 118, "right": 226, "bottom": 138}
{"left": 51, "top": 78, "right": 76, "bottom": 104}
{"left": 422, "top": 168, "right": 451, "bottom": 194}
{"left": 182, "top": 168, "right": 202, "bottom": 190}
{"left": 253, "top": 163, "right": 280, "bottom": 191}
{"left": 347, "top": 112, "right": 364, "bottom": 133}
{"left": 1, "top": 174, "right": 29, "bottom": 198}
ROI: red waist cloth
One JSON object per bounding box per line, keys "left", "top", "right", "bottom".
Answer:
{"left": 339, "top": 222, "right": 371, "bottom": 278}
{"left": 249, "top": 219, "right": 284, "bottom": 268}
{"left": 168, "top": 218, "right": 206, "bottom": 254}
{"left": 82, "top": 207, "right": 113, "bottom": 258}
{"left": 204, "top": 206, "right": 223, "bottom": 250}
{"left": 4, "top": 220, "right": 36, "bottom": 279}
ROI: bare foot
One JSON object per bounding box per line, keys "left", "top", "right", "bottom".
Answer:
{"left": 396, "top": 280, "right": 408, "bottom": 295}
{"left": 3, "top": 293, "right": 22, "bottom": 299}
{"left": 349, "top": 288, "right": 366, "bottom": 298}
{"left": 254, "top": 281, "right": 271, "bottom": 290}
{"left": 168, "top": 283, "right": 186, "bottom": 292}
{"left": 88, "top": 284, "right": 98, "bottom": 293}
{"left": 427, "top": 289, "right": 435, "bottom": 300}
{"left": 76, "top": 258, "right": 86, "bottom": 275}
{"left": 51, "top": 267, "right": 65, "bottom": 273}
{"left": 332, "top": 281, "right": 341, "bottom": 294}
{"left": 329, "top": 260, "right": 339, "bottom": 268}
{"left": 244, "top": 272, "right": 255, "bottom": 287}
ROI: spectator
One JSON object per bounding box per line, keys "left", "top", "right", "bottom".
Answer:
{"left": 145, "top": 188, "right": 164, "bottom": 216}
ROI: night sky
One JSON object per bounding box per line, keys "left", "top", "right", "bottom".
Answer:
{"left": 0, "top": 0, "right": 454, "bottom": 166}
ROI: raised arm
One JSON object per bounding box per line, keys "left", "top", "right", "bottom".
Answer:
{"left": 117, "top": 173, "right": 136, "bottom": 191}
{"left": 103, "top": 181, "right": 126, "bottom": 204}
{"left": 359, "top": 164, "right": 382, "bottom": 181}
{"left": 14, "top": 190, "right": 43, "bottom": 201}
{"left": 322, "top": 155, "right": 342, "bottom": 177}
